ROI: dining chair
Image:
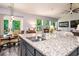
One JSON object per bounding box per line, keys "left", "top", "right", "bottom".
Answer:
{"left": 0, "top": 35, "right": 9, "bottom": 52}
{"left": 20, "top": 30, "right": 24, "bottom": 34}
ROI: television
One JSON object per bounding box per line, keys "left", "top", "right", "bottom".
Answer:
{"left": 70, "top": 20, "right": 79, "bottom": 28}
{"left": 59, "top": 21, "right": 69, "bottom": 27}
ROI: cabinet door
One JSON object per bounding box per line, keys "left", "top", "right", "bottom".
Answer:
{"left": 77, "top": 47, "right": 79, "bottom": 55}
{"left": 21, "top": 39, "right": 34, "bottom": 56}
{"left": 20, "top": 40, "right": 23, "bottom": 56}
{"left": 36, "top": 50, "right": 44, "bottom": 56}
{"left": 26, "top": 42, "right": 34, "bottom": 55}
{"left": 21, "top": 43, "right": 26, "bottom": 56}
{"left": 19, "top": 40, "right": 22, "bottom": 56}
{"left": 25, "top": 49, "right": 33, "bottom": 56}
{"left": 20, "top": 39, "right": 26, "bottom": 56}
{"left": 68, "top": 47, "right": 78, "bottom": 56}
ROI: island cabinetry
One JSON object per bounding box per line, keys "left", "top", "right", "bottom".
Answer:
{"left": 20, "top": 38, "right": 44, "bottom": 56}
{"left": 19, "top": 34, "right": 79, "bottom": 56}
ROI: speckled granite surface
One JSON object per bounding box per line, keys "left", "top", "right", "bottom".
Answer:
{"left": 19, "top": 31, "right": 79, "bottom": 56}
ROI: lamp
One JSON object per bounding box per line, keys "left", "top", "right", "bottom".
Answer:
{"left": 49, "top": 25, "right": 55, "bottom": 33}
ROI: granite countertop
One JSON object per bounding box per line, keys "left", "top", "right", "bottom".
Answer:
{"left": 19, "top": 31, "right": 79, "bottom": 56}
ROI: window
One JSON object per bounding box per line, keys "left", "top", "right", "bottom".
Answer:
{"left": 36, "top": 19, "right": 42, "bottom": 26}
{"left": 51, "top": 20, "right": 55, "bottom": 27}
{"left": 43, "top": 20, "right": 49, "bottom": 26}
{"left": 12, "top": 20, "right": 20, "bottom": 31}
{"left": 4, "top": 20, "right": 9, "bottom": 34}
{"left": 70, "top": 20, "right": 79, "bottom": 28}
{"left": 36, "top": 18, "right": 42, "bottom": 31}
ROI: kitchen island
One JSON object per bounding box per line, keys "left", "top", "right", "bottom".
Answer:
{"left": 19, "top": 31, "right": 79, "bottom": 56}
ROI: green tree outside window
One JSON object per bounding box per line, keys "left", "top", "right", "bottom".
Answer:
{"left": 36, "top": 18, "right": 42, "bottom": 26}
{"left": 43, "top": 20, "right": 49, "bottom": 26}
{"left": 36, "top": 18, "right": 42, "bottom": 31}
{"left": 4, "top": 20, "right": 9, "bottom": 34}
{"left": 51, "top": 20, "right": 55, "bottom": 27}
{"left": 12, "top": 20, "right": 20, "bottom": 31}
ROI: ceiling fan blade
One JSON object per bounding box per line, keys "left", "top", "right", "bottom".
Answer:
{"left": 61, "top": 3, "right": 73, "bottom": 14}
{"left": 72, "top": 8, "right": 79, "bottom": 13}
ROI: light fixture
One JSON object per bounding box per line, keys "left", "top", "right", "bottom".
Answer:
{"left": 64, "top": 3, "right": 79, "bottom": 14}
{"left": 61, "top": 3, "right": 78, "bottom": 20}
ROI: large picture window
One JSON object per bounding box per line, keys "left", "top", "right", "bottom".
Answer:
{"left": 70, "top": 20, "right": 79, "bottom": 28}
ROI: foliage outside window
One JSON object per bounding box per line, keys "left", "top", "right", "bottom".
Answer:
{"left": 36, "top": 18, "right": 56, "bottom": 31}
{"left": 12, "top": 20, "right": 20, "bottom": 31}
{"left": 43, "top": 20, "right": 49, "bottom": 26}
{"left": 36, "top": 26, "right": 42, "bottom": 31}
{"left": 4, "top": 20, "right": 9, "bottom": 34}
{"left": 51, "top": 20, "right": 55, "bottom": 27}
{"left": 36, "top": 18, "right": 42, "bottom": 31}
{"left": 36, "top": 18, "right": 42, "bottom": 26}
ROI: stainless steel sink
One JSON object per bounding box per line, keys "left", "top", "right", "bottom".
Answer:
{"left": 26, "top": 36, "right": 46, "bottom": 42}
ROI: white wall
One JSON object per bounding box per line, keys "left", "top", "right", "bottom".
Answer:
{"left": 58, "top": 13, "right": 79, "bottom": 31}
{"left": 0, "top": 15, "right": 4, "bottom": 35}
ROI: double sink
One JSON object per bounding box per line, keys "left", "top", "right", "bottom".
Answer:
{"left": 26, "top": 36, "right": 46, "bottom": 42}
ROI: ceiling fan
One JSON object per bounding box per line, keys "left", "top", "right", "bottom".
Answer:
{"left": 64, "top": 3, "right": 79, "bottom": 14}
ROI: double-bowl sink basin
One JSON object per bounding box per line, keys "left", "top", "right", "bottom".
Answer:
{"left": 26, "top": 36, "right": 46, "bottom": 42}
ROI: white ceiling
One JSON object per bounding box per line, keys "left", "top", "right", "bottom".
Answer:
{"left": 0, "top": 3, "right": 79, "bottom": 18}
